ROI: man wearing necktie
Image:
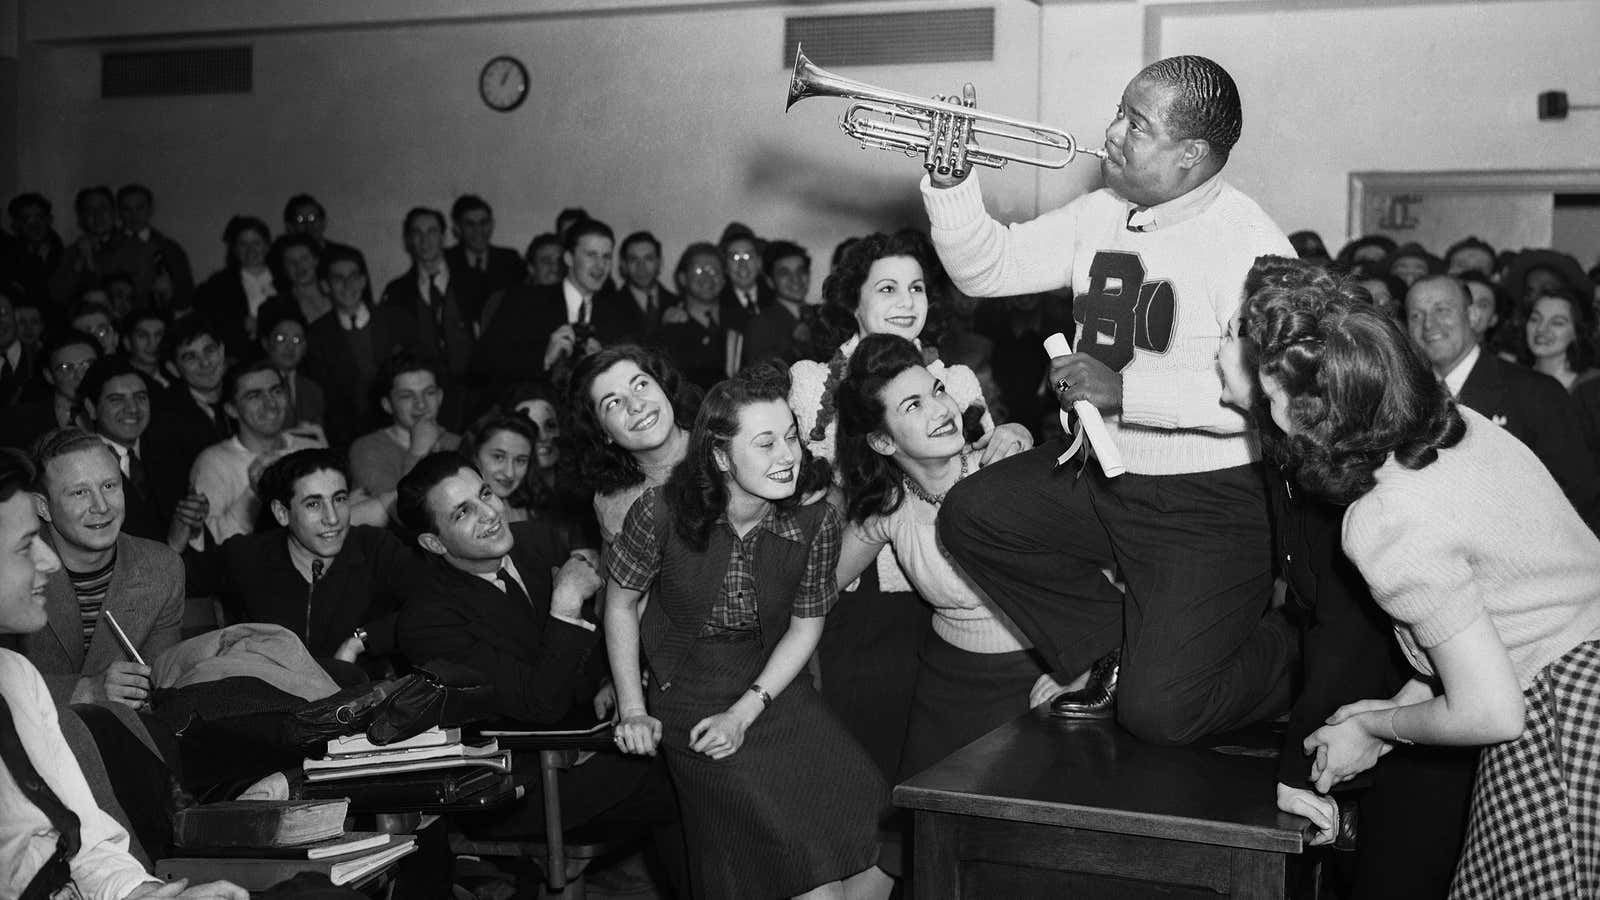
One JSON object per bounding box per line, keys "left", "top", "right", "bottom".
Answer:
{"left": 377, "top": 207, "right": 487, "bottom": 430}
{"left": 917, "top": 56, "right": 1298, "bottom": 745}
{"left": 1404, "top": 275, "right": 1599, "bottom": 528}
{"left": 472, "top": 219, "right": 614, "bottom": 387}
{"left": 445, "top": 194, "right": 525, "bottom": 300}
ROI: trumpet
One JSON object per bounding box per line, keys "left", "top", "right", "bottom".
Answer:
{"left": 785, "top": 45, "right": 1106, "bottom": 177}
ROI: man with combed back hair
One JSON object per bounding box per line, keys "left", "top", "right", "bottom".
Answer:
{"left": 918, "top": 55, "right": 1297, "bottom": 745}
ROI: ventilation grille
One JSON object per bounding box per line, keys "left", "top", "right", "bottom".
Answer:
{"left": 784, "top": 8, "right": 994, "bottom": 68}
{"left": 101, "top": 46, "right": 252, "bottom": 98}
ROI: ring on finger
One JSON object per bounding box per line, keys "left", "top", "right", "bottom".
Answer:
{"left": 1055, "top": 378, "right": 1071, "bottom": 393}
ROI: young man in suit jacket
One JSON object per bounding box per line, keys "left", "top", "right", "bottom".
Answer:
{"left": 306, "top": 246, "right": 399, "bottom": 448}
{"left": 473, "top": 219, "right": 613, "bottom": 386}
{"left": 376, "top": 207, "right": 486, "bottom": 429}
{"left": 1406, "top": 275, "right": 1600, "bottom": 529}
{"left": 391, "top": 452, "right": 683, "bottom": 866}
{"left": 594, "top": 230, "right": 678, "bottom": 346}
{"left": 182, "top": 448, "right": 418, "bottom": 677}
{"left": 15, "top": 429, "right": 183, "bottom": 707}
{"left": 445, "top": 194, "right": 525, "bottom": 301}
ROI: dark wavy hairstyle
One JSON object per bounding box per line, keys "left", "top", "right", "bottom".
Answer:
{"left": 1243, "top": 256, "right": 1465, "bottom": 505}
{"left": 663, "top": 364, "right": 827, "bottom": 551}
{"left": 258, "top": 447, "right": 349, "bottom": 511}
{"left": 815, "top": 229, "right": 947, "bottom": 358}
{"left": 1137, "top": 55, "right": 1242, "bottom": 163}
{"left": 567, "top": 344, "right": 702, "bottom": 496}
{"left": 1512, "top": 288, "right": 1596, "bottom": 374}
{"left": 835, "top": 333, "right": 926, "bottom": 524}
{"left": 461, "top": 411, "right": 545, "bottom": 513}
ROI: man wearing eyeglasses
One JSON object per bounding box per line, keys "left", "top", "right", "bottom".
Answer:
{"left": 187, "top": 359, "right": 325, "bottom": 549}
{"left": 0, "top": 331, "right": 98, "bottom": 450}
{"left": 258, "top": 307, "right": 327, "bottom": 440}
{"left": 282, "top": 192, "right": 367, "bottom": 269}
{"left": 68, "top": 300, "right": 119, "bottom": 357}
{"left": 717, "top": 227, "right": 774, "bottom": 375}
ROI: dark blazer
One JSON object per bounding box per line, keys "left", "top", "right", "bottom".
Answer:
{"left": 0, "top": 397, "right": 71, "bottom": 451}
{"left": 742, "top": 301, "right": 804, "bottom": 369}
{"left": 16, "top": 532, "right": 185, "bottom": 704}
{"left": 593, "top": 282, "right": 676, "bottom": 346}
{"left": 396, "top": 520, "right": 597, "bottom": 724}
{"left": 305, "top": 307, "right": 403, "bottom": 447}
{"left": 148, "top": 382, "right": 232, "bottom": 493}
{"left": 0, "top": 342, "right": 39, "bottom": 408}
{"left": 376, "top": 263, "right": 485, "bottom": 379}
{"left": 1576, "top": 376, "right": 1600, "bottom": 457}
{"left": 1268, "top": 473, "right": 1409, "bottom": 790}
{"left": 1457, "top": 351, "right": 1600, "bottom": 527}
{"left": 473, "top": 282, "right": 572, "bottom": 384}
{"left": 658, "top": 312, "right": 727, "bottom": 391}
{"left": 718, "top": 282, "right": 774, "bottom": 337}
{"left": 191, "top": 268, "right": 257, "bottom": 361}
{"left": 445, "top": 244, "right": 525, "bottom": 301}
{"left": 186, "top": 525, "right": 420, "bottom": 659}
{"left": 282, "top": 370, "right": 326, "bottom": 430}
{"left": 114, "top": 437, "right": 185, "bottom": 546}
{"left": 0, "top": 233, "right": 65, "bottom": 309}
{"left": 126, "top": 228, "right": 196, "bottom": 310}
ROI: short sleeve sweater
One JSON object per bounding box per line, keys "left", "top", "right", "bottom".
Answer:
{"left": 1342, "top": 407, "right": 1600, "bottom": 688}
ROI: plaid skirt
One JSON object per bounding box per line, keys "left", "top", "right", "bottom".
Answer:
{"left": 1450, "top": 639, "right": 1600, "bottom": 899}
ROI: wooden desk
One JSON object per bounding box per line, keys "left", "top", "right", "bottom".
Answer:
{"left": 893, "top": 710, "right": 1311, "bottom": 899}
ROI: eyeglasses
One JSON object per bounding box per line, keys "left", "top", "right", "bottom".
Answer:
{"left": 291, "top": 212, "right": 323, "bottom": 225}
{"left": 270, "top": 333, "right": 306, "bottom": 345}
{"left": 53, "top": 359, "right": 94, "bottom": 376}
{"left": 727, "top": 252, "right": 755, "bottom": 263}
{"left": 81, "top": 324, "right": 113, "bottom": 339}
{"left": 690, "top": 266, "right": 722, "bottom": 276}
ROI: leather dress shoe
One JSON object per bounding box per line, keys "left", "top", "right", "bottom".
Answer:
{"left": 1331, "top": 797, "right": 1360, "bottom": 851}
{"left": 1049, "top": 650, "right": 1120, "bottom": 720}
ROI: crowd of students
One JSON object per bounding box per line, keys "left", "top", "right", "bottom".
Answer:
{"left": 1, "top": 107, "right": 1598, "bottom": 896}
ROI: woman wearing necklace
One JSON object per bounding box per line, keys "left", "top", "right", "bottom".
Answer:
{"left": 835, "top": 334, "right": 1066, "bottom": 779}
{"left": 788, "top": 231, "right": 1033, "bottom": 785}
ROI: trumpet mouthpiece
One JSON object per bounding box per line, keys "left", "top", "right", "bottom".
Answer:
{"left": 1080, "top": 146, "right": 1108, "bottom": 160}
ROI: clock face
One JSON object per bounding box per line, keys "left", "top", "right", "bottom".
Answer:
{"left": 479, "top": 56, "right": 529, "bottom": 112}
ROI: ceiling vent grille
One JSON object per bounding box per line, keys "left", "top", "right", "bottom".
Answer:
{"left": 101, "top": 46, "right": 252, "bottom": 98}
{"left": 783, "top": 7, "right": 994, "bottom": 68}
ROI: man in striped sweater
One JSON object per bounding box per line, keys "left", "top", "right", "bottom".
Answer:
{"left": 923, "top": 55, "right": 1296, "bottom": 745}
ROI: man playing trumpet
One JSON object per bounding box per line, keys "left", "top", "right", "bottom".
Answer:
{"left": 921, "top": 56, "right": 1296, "bottom": 745}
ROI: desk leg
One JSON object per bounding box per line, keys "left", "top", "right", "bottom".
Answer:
{"left": 914, "top": 812, "right": 960, "bottom": 900}
{"left": 1230, "top": 848, "right": 1286, "bottom": 900}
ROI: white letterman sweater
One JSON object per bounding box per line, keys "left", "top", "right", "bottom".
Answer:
{"left": 922, "top": 172, "right": 1293, "bottom": 475}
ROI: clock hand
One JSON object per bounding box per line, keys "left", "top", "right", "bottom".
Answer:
{"left": 499, "top": 69, "right": 509, "bottom": 87}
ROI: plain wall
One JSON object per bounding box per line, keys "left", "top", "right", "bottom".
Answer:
{"left": 16, "top": 0, "right": 1049, "bottom": 286}
{"left": 12, "top": 0, "right": 1600, "bottom": 282}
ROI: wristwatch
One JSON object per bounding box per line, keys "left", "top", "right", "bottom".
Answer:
{"left": 351, "top": 626, "right": 369, "bottom": 647}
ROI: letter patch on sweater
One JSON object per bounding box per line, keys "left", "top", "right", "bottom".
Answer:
{"left": 1075, "top": 251, "right": 1175, "bottom": 371}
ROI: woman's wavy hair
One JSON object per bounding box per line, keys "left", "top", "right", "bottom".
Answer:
{"left": 461, "top": 411, "right": 547, "bottom": 512}
{"left": 664, "top": 364, "right": 828, "bottom": 551}
{"left": 1511, "top": 287, "right": 1597, "bottom": 374}
{"left": 1243, "top": 255, "right": 1465, "bottom": 505}
{"left": 567, "top": 344, "right": 702, "bottom": 496}
{"left": 835, "top": 333, "right": 926, "bottom": 524}
{"left": 814, "top": 229, "right": 949, "bottom": 358}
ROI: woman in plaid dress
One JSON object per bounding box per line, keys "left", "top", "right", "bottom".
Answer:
{"left": 1236, "top": 259, "right": 1600, "bottom": 899}
{"left": 603, "top": 367, "right": 892, "bottom": 900}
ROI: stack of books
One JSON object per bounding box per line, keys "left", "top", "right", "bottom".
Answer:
{"left": 300, "top": 726, "right": 513, "bottom": 807}
{"left": 155, "top": 798, "right": 417, "bottom": 890}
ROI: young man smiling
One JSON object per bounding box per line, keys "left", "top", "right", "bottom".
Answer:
{"left": 187, "top": 359, "right": 324, "bottom": 549}
{"left": 183, "top": 449, "right": 417, "bottom": 673}
{"left": 16, "top": 429, "right": 183, "bottom": 708}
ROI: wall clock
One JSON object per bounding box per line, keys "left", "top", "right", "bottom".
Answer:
{"left": 479, "top": 55, "right": 529, "bottom": 112}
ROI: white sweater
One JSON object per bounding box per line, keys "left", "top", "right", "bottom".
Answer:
{"left": 853, "top": 458, "right": 1031, "bottom": 654}
{"left": 1343, "top": 407, "right": 1600, "bottom": 689}
{"left": 923, "top": 172, "right": 1294, "bottom": 475}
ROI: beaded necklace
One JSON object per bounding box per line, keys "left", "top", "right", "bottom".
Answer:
{"left": 902, "top": 448, "right": 970, "bottom": 506}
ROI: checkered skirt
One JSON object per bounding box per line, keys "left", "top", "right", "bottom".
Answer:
{"left": 1450, "top": 639, "right": 1600, "bottom": 899}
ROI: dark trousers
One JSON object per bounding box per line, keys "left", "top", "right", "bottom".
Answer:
{"left": 1341, "top": 746, "right": 1478, "bottom": 899}
{"left": 938, "top": 444, "right": 1294, "bottom": 745}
